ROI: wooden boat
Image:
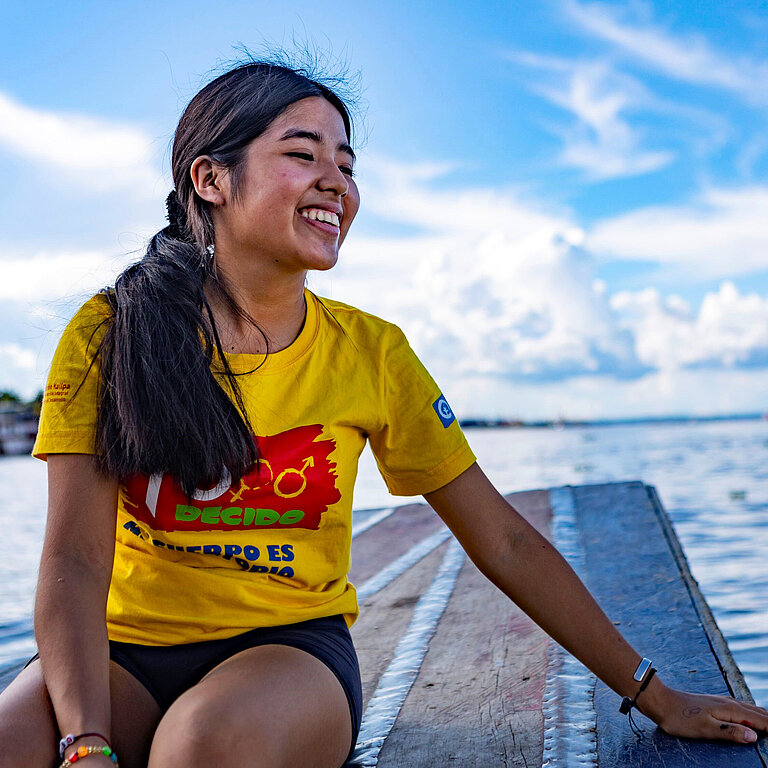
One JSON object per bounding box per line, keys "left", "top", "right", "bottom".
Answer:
{"left": 1, "top": 481, "right": 765, "bottom": 766}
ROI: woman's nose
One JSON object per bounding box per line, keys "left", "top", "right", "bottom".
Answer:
{"left": 317, "top": 160, "right": 349, "bottom": 197}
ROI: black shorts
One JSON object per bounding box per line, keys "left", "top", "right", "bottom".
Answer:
{"left": 27, "top": 614, "right": 362, "bottom": 762}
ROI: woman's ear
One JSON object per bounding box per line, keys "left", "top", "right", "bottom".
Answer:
{"left": 190, "top": 156, "right": 227, "bottom": 206}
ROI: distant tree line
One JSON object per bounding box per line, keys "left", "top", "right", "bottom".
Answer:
{"left": 0, "top": 390, "right": 43, "bottom": 415}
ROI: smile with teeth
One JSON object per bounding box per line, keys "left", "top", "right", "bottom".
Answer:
{"left": 299, "top": 208, "right": 341, "bottom": 227}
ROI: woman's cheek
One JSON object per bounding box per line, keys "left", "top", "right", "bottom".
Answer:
{"left": 341, "top": 181, "right": 361, "bottom": 239}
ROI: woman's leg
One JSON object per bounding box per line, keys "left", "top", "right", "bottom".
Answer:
{"left": 147, "top": 644, "right": 353, "bottom": 768}
{"left": 0, "top": 658, "right": 162, "bottom": 768}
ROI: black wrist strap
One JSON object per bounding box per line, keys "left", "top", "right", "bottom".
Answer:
{"left": 619, "top": 667, "right": 657, "bottom": 715}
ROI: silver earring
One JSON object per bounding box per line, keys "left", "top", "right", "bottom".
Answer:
{"left": 201, "top": 243, "right": 214, "bottom": 269}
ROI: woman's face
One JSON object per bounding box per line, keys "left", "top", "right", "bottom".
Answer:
{"left": 211, "top": 96, "right": 359, "bottom": 275}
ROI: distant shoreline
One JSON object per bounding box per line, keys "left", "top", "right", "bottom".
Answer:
{"left": 459, "top": 412, "right": 768, "bottom": 429}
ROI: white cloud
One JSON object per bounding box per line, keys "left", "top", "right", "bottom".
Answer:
{"left": 311, "top": 162, "right": 768, "bottom": 409}
{"left": 508, "top": 47, "right": 734, "bottom": 179}
{"left": 0, "top": 91, "right": 163, "bottom": 192}
{"left": 0, "top": 343, "right": 35, "bottom": 371}
{"left": 0, "top": 249, "right": 132, "bottom": 301}
{"left": 611, "top": 282, "right": 768, "bottom": 371}
{"left": 447, "top": 367, "right": 768, "bottom": 421}
{"left": 316, "top": 157, "right": 645, "bottom": 383}
{"left": 2, "top": 148, "right": 766, "bottom": 417}
{"left": 565, "top": 0, "right": 768, "bottom": 106}
{"left": 543, "top": 60, "right": 671, "bottom": 179}
{"left": 587, "top": 186, "right": 768, "bottom": 279}
{"left": 0, "top": 342, "right": 39, "bottom": 399}
{"left": 506, "top": 53, "right": 673, "bottom": 180}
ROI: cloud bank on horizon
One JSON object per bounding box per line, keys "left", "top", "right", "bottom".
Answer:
{"left": 1, "top": 0, "right": 767, "bottom": 419}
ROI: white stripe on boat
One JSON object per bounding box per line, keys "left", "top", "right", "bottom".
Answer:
{"left": 356, "top": 528, "right": 452, "bottom": 603}
{"left": 541, "top": 486, "right": 598, "bottom": 768}
{"left": 351, "top": 538, "right": 465, "bottom": 766}
{"left": 352, "top": 507, "right": 396, "bottom": 539}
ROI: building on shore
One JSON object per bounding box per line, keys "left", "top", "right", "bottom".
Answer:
{"left": 0, "top": 405, "right": 38, "bottom": 456}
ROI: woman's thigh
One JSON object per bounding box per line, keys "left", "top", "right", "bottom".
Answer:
{"left": 0, "top": 658, "right": 162, "bottom": 768}
{"left": 148, "top": 644, "right": 353, "bottom": 768}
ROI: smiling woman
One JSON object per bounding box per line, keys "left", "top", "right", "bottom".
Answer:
{"left": 0, "top": 51, "right": 766, "bottom": 768}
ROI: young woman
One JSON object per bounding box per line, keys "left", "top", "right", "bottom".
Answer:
{"left": 0, "top": 59, "right": 766, "bottom": 768}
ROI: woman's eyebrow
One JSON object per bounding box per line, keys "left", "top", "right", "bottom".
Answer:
{"left": 278, "top": 129, "right": 356, "bottom": 161}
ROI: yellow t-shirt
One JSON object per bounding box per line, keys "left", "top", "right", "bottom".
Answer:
{"left": 33, "top": 289, "right": 476, "bottom": 645}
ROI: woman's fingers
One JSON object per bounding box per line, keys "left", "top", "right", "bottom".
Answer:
{"left": 709, "top": 700, "right": 768, "bottom": 743}
{"left": 715, "top": 720, "right": 758, "bottom": 743}
{"left": 742, "top": 702, "right": 768, "bottom": 718}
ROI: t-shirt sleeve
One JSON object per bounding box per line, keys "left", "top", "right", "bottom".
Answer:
{"left": 32, "top": 294, "right": 113, "bottom": 460}
{"left": 367, "top": 325, "right": 476, "bottom": 496}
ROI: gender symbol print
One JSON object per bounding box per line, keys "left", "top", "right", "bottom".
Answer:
{"left": 121, "top": 425, "right": 341, "bottom": 532}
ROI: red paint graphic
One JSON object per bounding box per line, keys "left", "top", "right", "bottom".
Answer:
{"left": 122, "top": 425, "right": 340, "bottom": 532}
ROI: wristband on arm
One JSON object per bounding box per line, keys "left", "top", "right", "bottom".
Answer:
{"left": 619, "top": 657, "right": 657, "bottom": 738}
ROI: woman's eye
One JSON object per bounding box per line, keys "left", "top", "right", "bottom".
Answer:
{"left": 287, "top": 152, "right": 355, "bottom": 177}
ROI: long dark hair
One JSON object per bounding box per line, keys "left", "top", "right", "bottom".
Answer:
{"left": 94, "top": 56, "right": 355, "bottom": 496}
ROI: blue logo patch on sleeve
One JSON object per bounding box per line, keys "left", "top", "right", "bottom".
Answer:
{"left": 432, "top": 395, "right": 456, "bottom": 428}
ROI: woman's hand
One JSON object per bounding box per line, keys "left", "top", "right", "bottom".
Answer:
{"left": 641, "top": 682, "right": 768, "bottom": 744}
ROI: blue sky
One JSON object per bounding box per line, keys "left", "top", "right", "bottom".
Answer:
{"left": 2, "top": 0, "right": 768, "bottom": 419}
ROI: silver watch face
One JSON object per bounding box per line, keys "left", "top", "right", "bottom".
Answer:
{"left": 634, "top": 657, "right": 653, "bottom": 682}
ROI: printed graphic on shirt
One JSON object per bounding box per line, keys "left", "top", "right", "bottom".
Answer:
{"left": 44, "top": 381, "right": 72, "bottom": 404}
{"left": 121, "top": 424, "right": 340, "bottom": 532}
{"left": 432, "top": 394, "right": 456, "bottom": 428}
{"left": 120, "top": 518, "right": 299, "bottom": 577}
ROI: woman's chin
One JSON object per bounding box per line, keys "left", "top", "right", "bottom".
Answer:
{"left": 302, "top": 250, "right": 339, "bottom": 272}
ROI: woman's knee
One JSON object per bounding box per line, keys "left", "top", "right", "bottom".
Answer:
{"left": 148, "top": 645, "right": 351, "bottom": 768}
{"left": 148, "top": 693, "right": 289, "bottom": 768}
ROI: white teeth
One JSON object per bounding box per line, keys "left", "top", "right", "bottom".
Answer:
{"left": 300, "top": 208, "right": 340, "bottom": 227}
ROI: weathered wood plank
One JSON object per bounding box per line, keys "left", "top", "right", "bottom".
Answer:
{"left": 373, "top": 490, "right": 552, "bottom": 768}
{"left": 571, "top": 481, "right": 766, "bottom": 767}
{"left": 352, "top": 540, "right": 450, "bottom": 707}
{"left": 349, "top": 502, "right": 444, "bottom": 586}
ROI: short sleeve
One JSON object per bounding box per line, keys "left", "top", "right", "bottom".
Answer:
{"left": 32, "top": 294, "right": 112, "bottom": 460}
{"left": 368, "top": 326, "right": 476, "bottom": 496}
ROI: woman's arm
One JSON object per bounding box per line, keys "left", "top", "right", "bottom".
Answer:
{"left": 424, "top": 463, "right": 768, "bottom": 744}
{"left": 34, "top": 454, "right": 118, "bottom": 751}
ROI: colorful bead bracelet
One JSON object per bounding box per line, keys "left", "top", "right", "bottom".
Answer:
{"left": 60, "top": 744, "right": 119, "bottom": 767}
{"left": 59, "top": 733, "right": 111, "bottom": 759}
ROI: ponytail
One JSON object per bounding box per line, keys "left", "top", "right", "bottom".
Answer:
{"left": 96, "top": 194, "right": 258, "bottom": 497}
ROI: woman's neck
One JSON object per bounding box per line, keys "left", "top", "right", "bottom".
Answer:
{"left": 203, "top": 261, "right": 308, "bottom": 355}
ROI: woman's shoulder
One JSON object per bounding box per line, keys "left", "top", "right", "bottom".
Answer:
{"left": 69, "top": 290, "right": 114, "bottom": 323}
{"left": 57, "top": 291, "right": 114, "bottom": 351}
{"left": 312, "top": 293, "right": 406, "bottom": 346}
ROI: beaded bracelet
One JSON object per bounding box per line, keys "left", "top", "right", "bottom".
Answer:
{"left": 60, "top": 744, "right": 119, "bottom": 767}
{"left": 59, "top": 733, "right": 111, "bottom": 759}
